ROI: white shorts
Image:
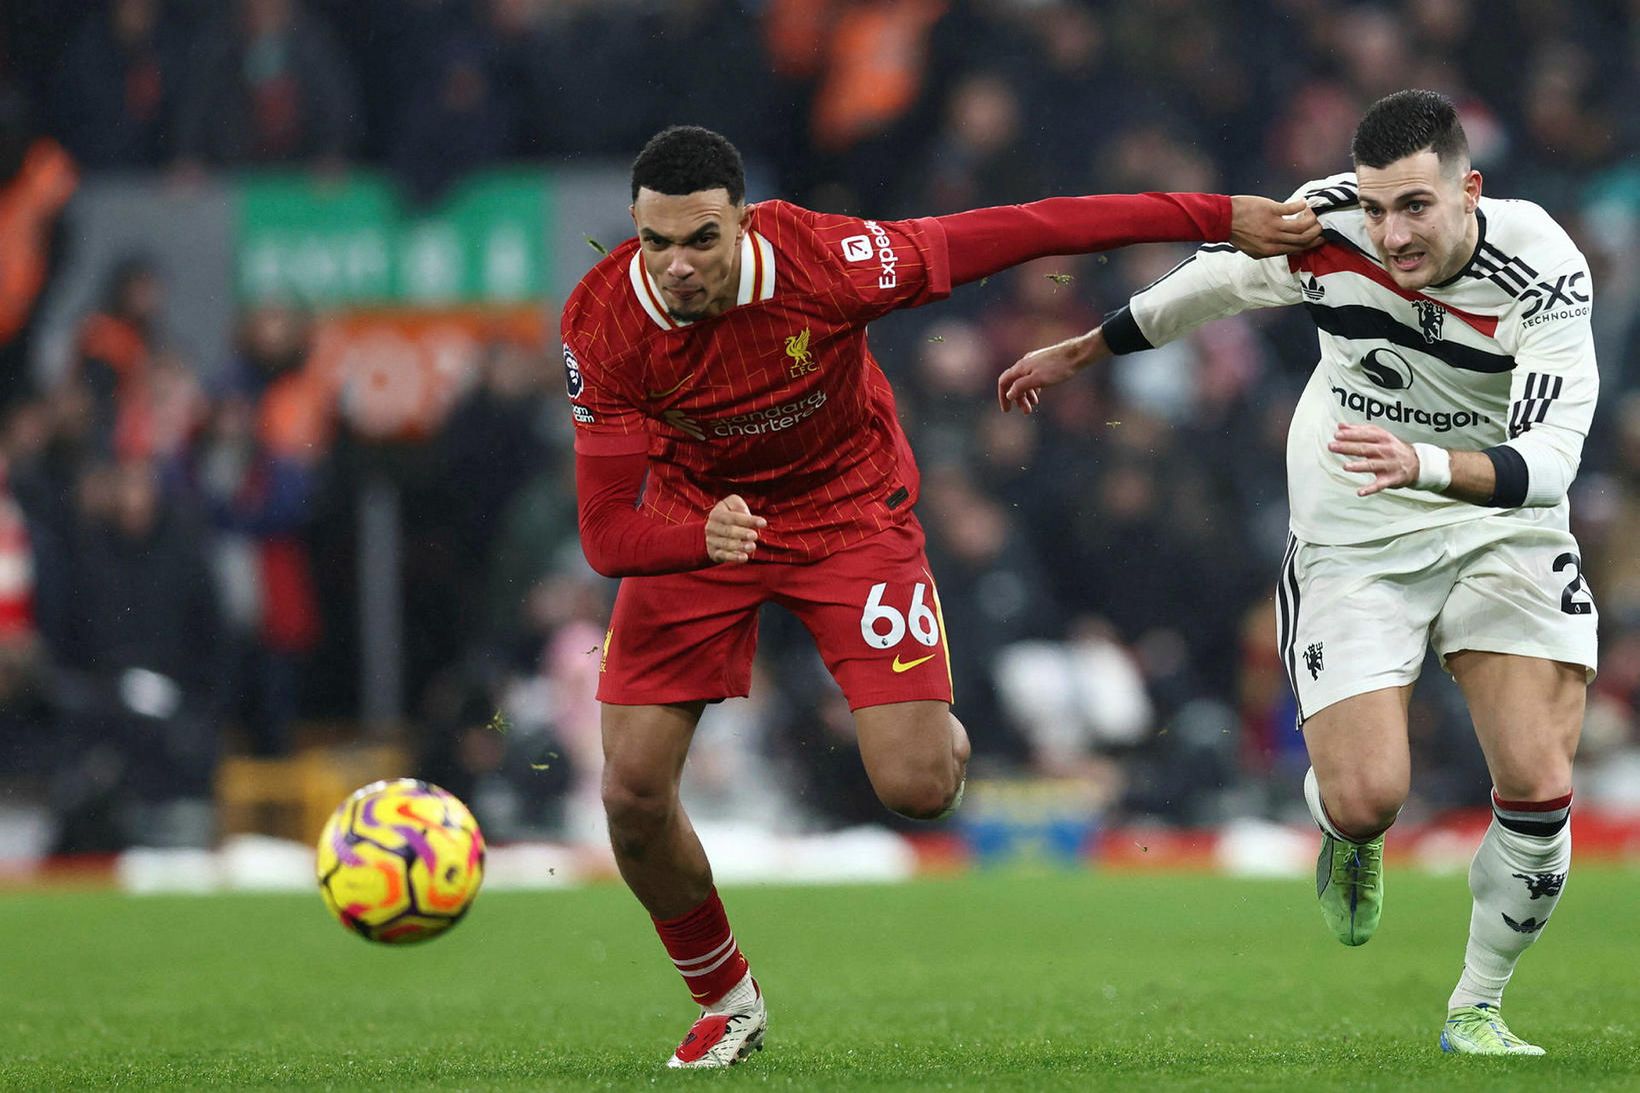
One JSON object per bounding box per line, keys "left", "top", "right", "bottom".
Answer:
{"left": 1275, "top": 512, "right": 1598, "bottom": 723}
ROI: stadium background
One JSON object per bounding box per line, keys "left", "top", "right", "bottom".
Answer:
{"left": 0, "top": 0, "right": 1636, "bottom": 880}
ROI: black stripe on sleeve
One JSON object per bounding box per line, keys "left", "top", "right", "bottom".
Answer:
{"left": 1101, "top": 305, "right": 1153, "bottom": 355}
{"left": 1483, "top": 444, "right": 1529, "bottom": 508}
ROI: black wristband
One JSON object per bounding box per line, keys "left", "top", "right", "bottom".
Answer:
{"left": 1100, "top": 305, "right": 1153, "bottom": 355}
{"left": 1482, "top": 445, "right": 1528, "bottom": 507}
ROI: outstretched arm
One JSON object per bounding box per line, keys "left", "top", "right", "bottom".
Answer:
{"left": 998, "top": 233, "right": 1312, "bottom": 412}
{"left": 939, "top": 193, "right": 1319, "bottom": 286}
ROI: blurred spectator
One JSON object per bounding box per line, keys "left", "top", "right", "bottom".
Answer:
{"left": 915, "top": 71, "right": 1046, "bottom": 214}
{"left": 53, "top": 0, "right": 185, "bottom": 169}
{"left": 439, "top": 338, "right": 556, "bottom": 593}
{"left": 69, "top": 257, "right": 165, "bottom": 461}
{"left": 0, "top": 453, "right": 44, "bottom": 748}
{"left": 798, "top": 0, "right": 947, "bottom": 209}
{"left": 389, "top": 28, "right": 513, "bottom": 205}
{"left": 174, "top": 0, "right": 358, "bottom": 169}
{"left": 222, "top": 302, "right": 334, "bottom": 463}
{"left": 920, "top": 464, "right": 1056, "bottom": 761}
{"left": 42, "top": 458, "right": 225, "bottom": 851}
{"left": 0, "top": 87, "right": 75, "bottom": 412}
{"left": 994, "top": 615, "right": 1148, "bottom": 782}
{"left": 170, "top": 393, "right": 319, "bottom": 757}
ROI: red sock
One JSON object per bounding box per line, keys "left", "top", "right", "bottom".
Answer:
{"left": 653, "top": 887, "right": 750, "bottom": 1006}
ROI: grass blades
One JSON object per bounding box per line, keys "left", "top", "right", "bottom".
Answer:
{"left": 2, "top": 867, "right": 1637, "bottom": 1090}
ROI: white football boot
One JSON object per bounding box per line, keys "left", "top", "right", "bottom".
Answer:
{"left": 666, "top": 975, "right": 766, "bottom": 1068}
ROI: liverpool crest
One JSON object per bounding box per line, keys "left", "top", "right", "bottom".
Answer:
{"left": 785, "top": 327, "right": 818, "bottom": 378}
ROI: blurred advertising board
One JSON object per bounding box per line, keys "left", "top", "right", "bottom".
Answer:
{"left": 35, "top": 166, "right": 636, "bottom": 442}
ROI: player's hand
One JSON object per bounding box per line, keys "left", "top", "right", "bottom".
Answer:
{"left": 1228, "top": 196, "right": 1322, "bottom": 257}
{"left": 706, "top": 494, "right": 766, "bottom": 564}
{"left": 997, "top": 329, "right": 1107, "bottom": 413}
{"left": 1329, "top": 422, "right": 1418, "bottom": 496}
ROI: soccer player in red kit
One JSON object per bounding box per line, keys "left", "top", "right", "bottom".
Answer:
{"left": 564, "top": 126, "right": 1319, "bottom": 1068}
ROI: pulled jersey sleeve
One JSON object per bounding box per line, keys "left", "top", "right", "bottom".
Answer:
{"left": 1484, "top": 255, "right": 1597, "bottom": 508}
{"left": 1104, "top": 244, "right": 1306, "bottom": 354}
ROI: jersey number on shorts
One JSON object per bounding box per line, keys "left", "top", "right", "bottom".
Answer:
{"left": 860, "top": 582, "right": 939, "bottom": 649}
{"left": 1553, "top": 552, "right": 1594, "bottom": 616}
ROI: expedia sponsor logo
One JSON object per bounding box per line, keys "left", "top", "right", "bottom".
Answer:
{"left": 1331, "top": 386, "right": 1490, "bottom": 432}
{"left": 863, "top": 220, "right": 898, "bottom": 289}
{"left": 1361, "top": 348, "right": 1413, "bottom": 391}
{"left": 840, "top": 234, "right": 873, "bottom": 262}
{"left": 712, "top": 391, "right": 828, "bottom": 437}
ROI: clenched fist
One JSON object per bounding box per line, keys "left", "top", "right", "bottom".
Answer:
{"left": 706, "top": 494, "right": 766, "bottom": 564}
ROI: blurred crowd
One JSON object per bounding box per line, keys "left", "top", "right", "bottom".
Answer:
{"left": 0, "top": 0, "right": 1638, "bottom": 851}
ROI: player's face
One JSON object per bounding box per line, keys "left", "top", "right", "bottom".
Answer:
{"left": 1356, "top": 150, "right": 1481, "bottom": 291}
{"left": 631, "top": 187, "right": 745, "bottom": 321}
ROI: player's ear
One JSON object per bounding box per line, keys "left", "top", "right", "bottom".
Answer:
{"left": 1463, "top": 169, "right": 1483, "bottom": 213}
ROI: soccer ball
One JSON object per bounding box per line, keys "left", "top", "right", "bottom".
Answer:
{"left": 316, "top": 778, "right": 486, "bottom": 944}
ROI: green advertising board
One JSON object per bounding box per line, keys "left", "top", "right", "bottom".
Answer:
{"left": 236, "top": 170, "right": 553, "bottom": 307}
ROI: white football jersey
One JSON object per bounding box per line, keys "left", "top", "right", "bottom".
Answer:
{"left": 1104, "top": 173, "right": 1597, "bottom": 546}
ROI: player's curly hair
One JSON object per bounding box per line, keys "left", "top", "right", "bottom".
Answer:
{"left": 1351, "top": 89, "right": 1469, "bottom": 172}
{"left": 630, "top": 126, "right": 745, "bottom": 203}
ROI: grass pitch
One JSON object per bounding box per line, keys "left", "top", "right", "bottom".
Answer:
{"left": 2, "top": 866, "right": 1637, "bottom": 1090}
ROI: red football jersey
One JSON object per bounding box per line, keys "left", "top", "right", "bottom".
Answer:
{"left": 562, "top": 200, "right": 951, "bottom": 563}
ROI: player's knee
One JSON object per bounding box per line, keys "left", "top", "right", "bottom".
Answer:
{"left": 949, "top": 715, "right": 972, "bottom": 768}
{"left": 1492, "top": 758, "right": 1574, "bottom": 805}
{"left": 876, "top": 768, "right": 962, "bottom": 821}
{"left": 601, "top": 776, "right": 676, "bottom": 848}
{"left": 1325, "top": 776, "right": 1407, "bottom": 840}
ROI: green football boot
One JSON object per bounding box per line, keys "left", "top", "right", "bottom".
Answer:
{"left": 1440, "top": 1004, "right": 1545, "bottom": 1056}
{"left": 1314, "top": 832, "right": 1383, "bottom": 946}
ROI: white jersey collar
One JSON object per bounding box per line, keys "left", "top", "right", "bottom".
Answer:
{"left": 629, "top": 230, "right": 776, "bottom": 331}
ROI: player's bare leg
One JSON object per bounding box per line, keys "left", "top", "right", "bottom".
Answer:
{"left": 602, "top": 701, "right": 709, "bottom": 916}
{"left": 601, "top": 701, "right": 766, "bottom": 1068}
{"left": 1300, "top": 685, "right": 1413, "bottom": 945}
{"left": 854, "top": 700, "right": 970, "bottom": 819}
{"left": 1440, "top": 652, "right": 1583, "bottom": 1056}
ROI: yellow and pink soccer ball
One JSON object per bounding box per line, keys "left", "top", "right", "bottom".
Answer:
{"left": 316, "top": 779, "right": 486, "bottom": 944}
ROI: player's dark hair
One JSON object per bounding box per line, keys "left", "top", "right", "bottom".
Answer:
{"left": 1351, "top": 89, "right": 1469, "bottom": 172}
{"left": 630, "top": 126, "right": 745, "bottom": 204}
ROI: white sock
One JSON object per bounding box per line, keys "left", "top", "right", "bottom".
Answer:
{"left": 705, "top": 971, "right": 759, "bottom": 1015}
{"left": 1304, "top": 767, "right": 1362, "bottom": 843}
{"left": 1448, "top": 791, "right": 1571, "bottom": 1012}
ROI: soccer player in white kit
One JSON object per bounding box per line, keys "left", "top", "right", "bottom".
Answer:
{"left": 996, "top": 89, "right": 1598, "bottom": 1055}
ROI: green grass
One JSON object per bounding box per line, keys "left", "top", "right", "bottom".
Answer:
{"left": 2, "top": 867, "right": 1637, "bottom": 1090}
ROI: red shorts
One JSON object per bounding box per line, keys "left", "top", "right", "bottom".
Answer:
{"left": 597, "top": 517, "right": 953, "bottom": 710}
